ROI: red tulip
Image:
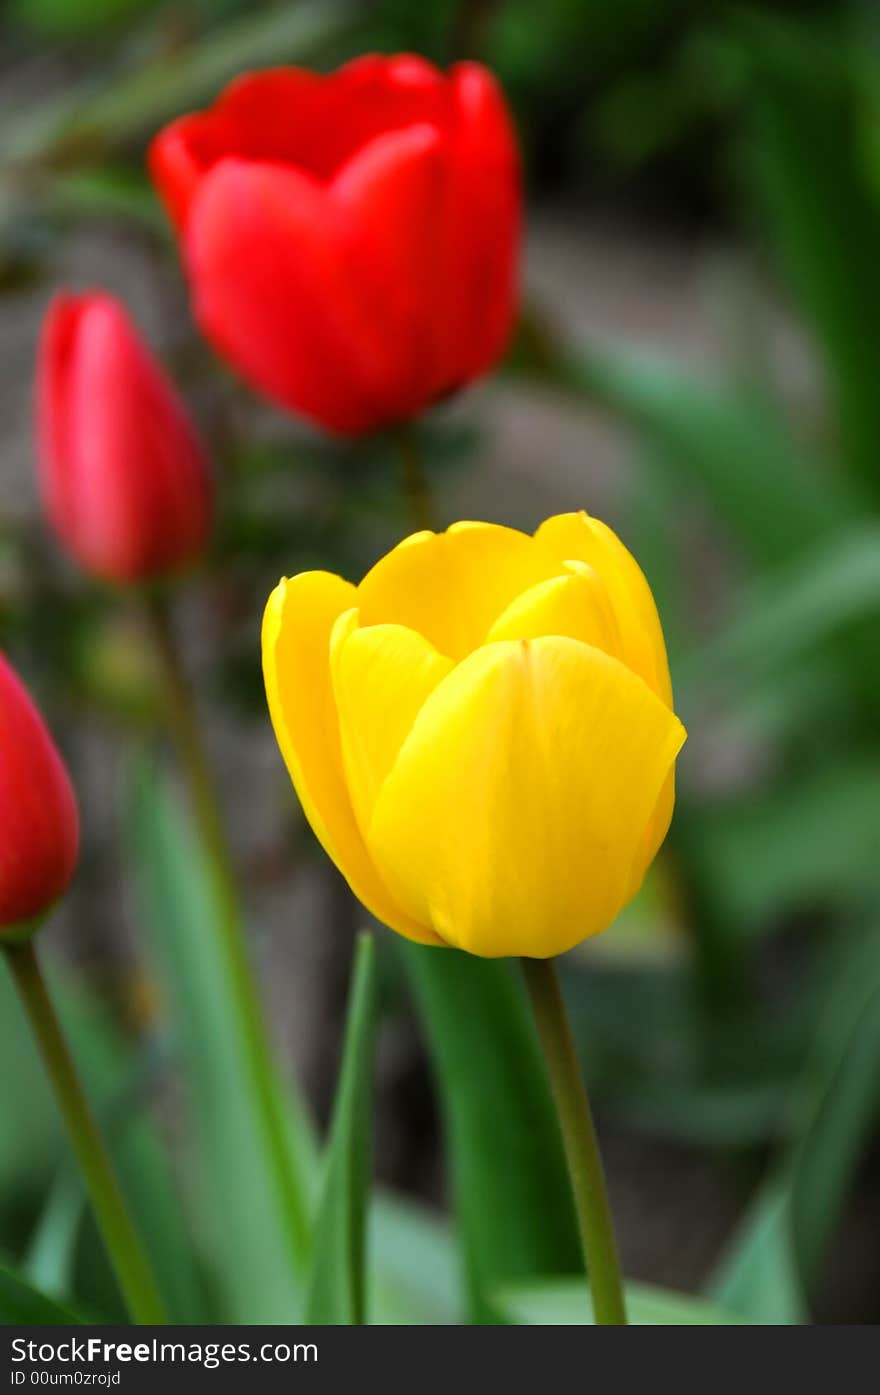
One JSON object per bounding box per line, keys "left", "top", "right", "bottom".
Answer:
{"left": 36, "top": 292, "right": 213, "bottom": 584}
{"left": 149, "top": 54, "right": 521, "bottom": 436}
{"left": 0, "top": 653, "right": 79, "bottom": 934}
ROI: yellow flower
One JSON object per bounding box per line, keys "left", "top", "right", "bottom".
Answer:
{"left": 262, "top": 513, "right": 686, "bottom": 959}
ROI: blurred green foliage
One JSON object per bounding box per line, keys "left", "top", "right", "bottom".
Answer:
{"left": 1, "top": 0, "right": 879, "bottom": 1326}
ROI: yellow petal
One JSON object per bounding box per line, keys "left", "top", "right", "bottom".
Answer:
{"left": 367, "top": 635, "right": 687, "bottom": 958}
{"left": 262, "top": 574, "right": 438, "bottom": 944}
{"left": 357, "top": 521, "right": 561, "bottom": 660}
{"left": 486, "top": 566, "right": 623, "bottom": 658}
{"left": 535, "top": 512, "right": 673, "bottom": 703}
{"left": 627, "top": 769, "right": 676, "bottom": 905}
{"left": 330, "top": 612, "right": 454, "bottom": 832}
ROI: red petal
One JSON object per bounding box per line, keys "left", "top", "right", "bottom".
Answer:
{"left": 35, "top": 293, "right": 81, "bottom": 538}
{"left": 0, "top": 653, "right": 78, "bottom": 929}
{"left": 148, "top": 114, "right": 216, "bottom": 231}
{"left": 332, "top": 123, "right": 447, "bottom": 415}
{"left": 149, "top": 55, "right": 453, "bottom": 229}
{"left": 186, "top": 159, "right": 401, "bottom": 433}
{"left": 148, "top": 57, "right": 521, "bottom": 423}
{"left": 36, "top": 294, "right": 212, "bottom": 581}
{"left": 438, "top": 63, "right": 521, "bottom": 388}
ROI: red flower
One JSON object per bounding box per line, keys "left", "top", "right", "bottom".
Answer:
{"left": 149, "top": 55, "right": 521, "bottom": 436}
{"left": 36, "top": 292, "right": 213, "bottom": 584}
{"left": 0, "top": 653, "right": 79, "bottom": 933}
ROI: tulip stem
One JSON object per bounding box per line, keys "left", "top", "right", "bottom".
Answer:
{"left": 521, "top": 955, "right": 628, "bottom": 1325}
{"left": 139, "top": 590, "right": 310, "bottom": 1267}
{"left": 396, "top": 424, "right": 437, "bottom": 532}
{"left": 4, "top": 939, "right": 167, "bottom": 1324}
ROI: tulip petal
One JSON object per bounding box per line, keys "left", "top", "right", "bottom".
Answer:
{"left": 188, "top": 67, "right": 326, "bottom": 168}
{"left": 150, "top": 56, "right": 520, "bottom": 431}
{"left": 149, "top": 71, "right": 325, "bottom": 229}
{"left": 148, "top": 114, "right": 217, "bottom": 232}
{"left": 150, "top": 58, "right": 451, "bottom": 230}
{"left": 186, "top": 160, "right": 398, "bottom": 433}
{"left": 357, "top": 521, "right": 561, "bottom": 660}
{"left": 486, "top": 567, "right": 623, "bottom": 657}
{"left": 318, "top": 54, "right": 450, "bottom": 176}
{"left": 437, "top": 63, "right": 521, "bottom": 387}
{"left": 0, "top": 653, "right": 79, "bottom": 928}
{"left": 262, "top": 574, "right": 436, "bottom": 943}
{"left": 633, "top": 769, "right": 677, "bottom": 898}
{"left": 368, "top": 636, "right": 686, "bottom": 958}
{"left": 333, "top": 123, "right": 447, "bottom": 413}
{"left": 535, "top": 512, "right": 673, "bottom": 703}
{"left": 330, "top": 613, "right": 454, "bottom": 832}
{"left": 36, "top": 293, "right": 211, "bottom": 583}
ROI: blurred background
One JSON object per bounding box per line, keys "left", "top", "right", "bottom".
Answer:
{"left": 2, "top": 0, "right": 880, "bottom": 1325}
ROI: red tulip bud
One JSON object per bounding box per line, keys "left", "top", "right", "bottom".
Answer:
{"left": 149, "top": 55, "right": 521, "bottom": 436}
{"left": 36, "top": 292, "right": 213, "bottom": 584}
{"left": 0, "top": 653, "right": 79, "bottom": 935}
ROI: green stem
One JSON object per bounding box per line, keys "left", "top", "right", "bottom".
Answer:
{"left": 521, "top": 956, "right": 628, "bottom": 1325}
{"left": 5, "top": 940, "right": 166, "bottom": 1324}
{"left": 396, "top": 424, "right": 437, "bottom": 532}
{"left": 139, "top": 590, "right": 309, "bottom": 1266}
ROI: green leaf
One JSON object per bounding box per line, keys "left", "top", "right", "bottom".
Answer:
{"left": 618, "top": 1079, "right": 790, "bottom": 1150}
{"left": 9, "top": 0, "right": 153, "bottom": 39}
{"left": 304, "top": 934, "right": 377, "bottom": 1325}
{"left": 125, "top": 756, "right": 317, "bottom": 1323}
{"left": 577, "top": 350, "right": 849, "bottom": 566}
{"left": 708, "top": 925, "right": 880, "bottom": 1320}
{"left": 684, "top": 523, "right": 880, "bottom": 695}
{"left": 495, "top": 1277, "right": 746, "bottom": 1325}
{"left": 401, "top": 945, "right": 582, "bottom": 1322}
{"left": 0, "top": 1257, "right": 87, "bottom": 1324}
{"left": 738, "top": 16, "right": 880, "bottom": 500}
{"left": 58, "top": 985, "right": 209, "bottom": 1324}
{"left": 48, "top": 168, "right": 166, "bottom": 234}
{"left": 22, "top": 1170, "right": 83, "bottom": 1301}
{"left": 0, "top": 967, "right": 61, "bottom": 1204}
{"left": 369, "top": 1193, "right": 462, "bottom": 1325}
{"left": 686, "top": 755, "right": 880, "bottom": 937}
{"left": 788, "top": 933, "right": 880, "bottom": 1288}
{"left": 708, "top": 1184, "right": 807, "bottom": 1325}
{"left": 509, "top": 317, "right": 858, "bottom": 566}
{"left": 0, "top": 957, "right": 205, "bottom": 1323}
{"left": 8, "top": 1, "right": 355, "bottom": 169}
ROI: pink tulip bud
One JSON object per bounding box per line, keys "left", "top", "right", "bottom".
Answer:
{"left": 36, "top": 292, "right": 213, "bottom": 583}
{"left": 0, "top": 652, "right": 79, "bottom": 934}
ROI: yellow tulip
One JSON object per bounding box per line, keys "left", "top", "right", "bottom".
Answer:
{"left": 262, "top": 513, "right": 686, "bottom": 959}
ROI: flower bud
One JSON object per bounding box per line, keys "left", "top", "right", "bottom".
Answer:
{"left": 0, "top": 653, "right": 79, "bottom": 935}
{"left": 36, "top": 292, "right": 212, "bottom": 584}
